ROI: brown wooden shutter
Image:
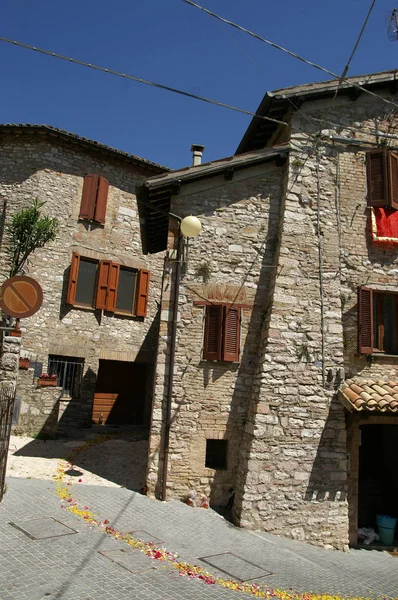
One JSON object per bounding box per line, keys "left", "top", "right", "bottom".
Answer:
{"left": 136, "top": 269, "right": 150, "bottom": 317}
{"left": 106, "top": 262, "right": 120, "bottom": 312}
{"left": 95, "top": 260, "right": 111, "bottom": 310}
{"left": 367, "top": 151, "right": 387, "bottom": 207}
{"left": 223, "top": 306, "right": 241, "bottom": 362}
{"left": 358, "top": 287, "right": 373, "bottom": 354}
{"left": 388, "top": 152, "right": 398, "bottom": 210}
{"left": 203, "top": 305, "right": 223, "bottom": 360}
{"left": 80, "top": 174, "right": 98, "bottom": 220}
{"left": 66, "top": 252, "right": 80, "bottom": 305}
{"left": 94, "top": 176, "right": 109, "bottom": 224}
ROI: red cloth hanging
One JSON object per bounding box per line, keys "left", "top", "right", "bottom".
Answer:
{"left": 372, "top": 207, "right": 398, "bottom": 243}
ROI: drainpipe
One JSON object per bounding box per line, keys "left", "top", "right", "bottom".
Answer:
{"left": 161, "top": 224, "right": 183, "bottom": 501}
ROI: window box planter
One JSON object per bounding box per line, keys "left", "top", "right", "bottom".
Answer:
{"left": 9, "top": 329, "right": 21, "bottom": 337}
{"left": 19, "top": 357, "right": 30, "bottom": 370}
{"left": 37, "top": 377, "right": 57, "bottom": 387}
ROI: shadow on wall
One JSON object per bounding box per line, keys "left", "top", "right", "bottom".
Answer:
{"left": 305, "top": 396, "right": 348, "bottom": 503}
{"left": 208, "top": 177, "right": 286, "bottom": 514}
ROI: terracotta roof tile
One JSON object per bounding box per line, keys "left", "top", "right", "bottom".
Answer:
{"left": 339, "top": 379, "right": 398, "bottom": 413}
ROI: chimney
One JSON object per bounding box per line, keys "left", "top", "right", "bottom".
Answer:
{"left": 191, "top": 144, "right": 205, "bottom": 166}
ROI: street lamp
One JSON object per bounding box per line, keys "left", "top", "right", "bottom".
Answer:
{"left": 180, "top": 215, "right": 202, "bottom": 238}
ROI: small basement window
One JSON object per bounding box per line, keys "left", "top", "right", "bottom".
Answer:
{"left": 205, "top": 439, "right": 228, "bottom": 470}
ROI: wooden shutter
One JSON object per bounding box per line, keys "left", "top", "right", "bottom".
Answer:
{"left": 136, "top": 269, "right": 150, "bottom": 317}
{"left": 358, "top": 287, "right": 373, "bottom": 354}
{"left": 94, "top": 176, "right": 109, "bottom": 224}
{"left": 367, "top": 151, "right": 387, "bottom": 207}
{"left": 66, "top": 252, "right": 80, "bottom": 305}
{"left": 106, "top": 262, "right": 120, "bottom": 312}
{"left": 80, "top": 174, "right": 98, "bottom": 220}
{"left": 223, "top": 306, "right": 241, "bottom": 362}
{"left": 388, "top": 152, "right": 398, "bottom": 210}
{"left": 95, "top": 260, "right": 111, "bottom": 310}
{"left": 203, "top": 305, "right": 223, "bottom": 360}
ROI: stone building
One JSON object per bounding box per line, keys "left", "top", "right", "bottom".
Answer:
{"left": 0, "top": 124, "right": 167, "bottom": 436}
{"left": 138, "top": 70, "right": 398, "bottom": 549}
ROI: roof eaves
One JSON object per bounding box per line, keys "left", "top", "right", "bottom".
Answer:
{"left": 144, "top": 146, "right": 289, "bottom": 192}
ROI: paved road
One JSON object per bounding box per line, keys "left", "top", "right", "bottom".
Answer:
{"left": 1, "top": 477, "right": 398, "bottom": 599}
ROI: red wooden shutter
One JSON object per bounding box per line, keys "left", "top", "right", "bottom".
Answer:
{"left": 94, "top": 176, "right": 109, "bottom": 224}
{"left": 80, "top": 174, "right": 98, "bottom": 220}
{"left": 95, "top": 260, "right": 111, "bottom": 310}
{"left": 367, "top": 151, "right": 387, "bottom": 207}
{"left": 388, "top": 152, "right": 398, "bottom": 210}
{"left": 66, "top": 252, "right": 80, "bottom": 305}
{"left": 203, "top": 305, "right": 223, "bottom": 360}
{"left": 136, "top": 269, "right": 150, "bottom": 317}
{"left": 358, "top": 287, "right": 373, "bottom": 354}
{"left": 223, "top": 306, "right": 241, "bottom": 362}
{"left": 106, "top": 262, "right": 120, "bottom": 312}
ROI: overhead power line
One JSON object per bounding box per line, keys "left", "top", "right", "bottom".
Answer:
{"left": 183, "top": 0, "right": 398, "bottom": 112}
{"left": 335, "top": 0, "right": 377, "bottom": 94}
{"left": 0, "top": 36, "right": 288, "bottom": 128}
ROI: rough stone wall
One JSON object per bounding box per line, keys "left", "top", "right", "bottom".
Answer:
{"left": 236, "top": 92, "right": 398, "bottom": 549}
{"left": 0, "top": 132, "right": 165, "bottom": 435}
{"left": 146, "top": 162, "right": 285, "bottom": 505}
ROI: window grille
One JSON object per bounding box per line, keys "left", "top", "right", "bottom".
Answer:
{"left": 48, "top": 355, "right": 84, "bottom": 397}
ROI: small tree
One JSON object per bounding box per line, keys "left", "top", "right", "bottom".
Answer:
{"left": 6, "top": 199, "right": 58, "bottom": 277}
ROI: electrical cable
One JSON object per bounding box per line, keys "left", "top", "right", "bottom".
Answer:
{"left": 335, "top": 0, "right": 377, "bottom": 96}
{"left": 205, "top": 8, "right": 398, "bottom": 148}
{"left": 1, "top": 34, "right": 396, "bottom": 151}
{"left": 0, "top": 36, "right": 288, "bottom": 128}
{"left": 183, "top": 0, "right": 398, "bottom": 112}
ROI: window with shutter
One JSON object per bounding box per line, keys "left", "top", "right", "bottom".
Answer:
{"left": 66, "top": 252, "right": 80, "bottom": 305}
{"left": 67, "top": 253, "right": 98, "bottom": 307}
{"left": 223, "top": 306, "right": 241, "bottom": 362}
{"left": 79, "top": 174, "right": 109, "bottom": 223}
{"left": 66, "top": 254, "right": 148, "bottom": 317}
{"left": 79, "top": 174, "right": 98, "bottom": 220}
{"left": 358, "top": 287, "right": 373, "bottom": 354}
{"left": 203, "top": 304, "right": 241, "bottom": 362}
{"left": 358, "top": 287, "right": 398, "bottom": 355}
{"left": 367, "top": 150, "right": 398, "bottom": 209}
{"left": 136, "top": 270, "right": 150, "bottom": 317}
{"left": 203, "top": 305, "right": 223, "bottom": 360}
{"left": 94, "top": 177, "right": 109, "bottom": 224}
{"left": 389, "top": 152, "right": 398, "bottom": 210}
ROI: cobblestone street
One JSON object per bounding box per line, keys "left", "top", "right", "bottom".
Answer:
{"left": 1, "top": 434, "right": 398, "bottom": 600}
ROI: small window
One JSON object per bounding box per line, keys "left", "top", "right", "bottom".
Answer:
{"left": 359, "top": 287, "right": 398, "bottom": 354}
{"left": 205, "top": 439, "right": 228, "bottom": 470}
{"left": 203, "top": 304, "right": 241, "bottom": 362}
{"left": 48, "top": 355, "right": 84, "bottom": 397}
{"left": 75, "top": 258, "right": 98, "bottom": 306}
{"left": 367, "top": 151, "right": 398, "bottom": 209}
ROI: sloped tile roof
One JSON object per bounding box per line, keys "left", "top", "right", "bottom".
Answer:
{"left": 0, "top": 124, "right": 169, "bottom": 172}
{"left": 339, "top": 379, "right": 398, "bottom": 412}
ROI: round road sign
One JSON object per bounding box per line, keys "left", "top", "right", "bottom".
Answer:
{"left": 0, "top": 276, "right": 43, "bottom": 318}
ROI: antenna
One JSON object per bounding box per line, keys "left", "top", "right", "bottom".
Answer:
{"left": 387, "top": 8, "right": 398, "bottom": 40}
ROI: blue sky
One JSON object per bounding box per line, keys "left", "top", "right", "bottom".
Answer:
{"left": 0, "top": 0, "right": 397, "bottom": 168}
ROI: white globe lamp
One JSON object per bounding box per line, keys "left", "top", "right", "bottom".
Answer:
{"left": 180, "top": 215, "right": 202, "bottom": 238}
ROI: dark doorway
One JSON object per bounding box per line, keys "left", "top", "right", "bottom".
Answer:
{"left": 92, "top": 360, "right": 147, "bottom": 425}
{"left": 358, "top": 424, "right": 398, "bottom": 530}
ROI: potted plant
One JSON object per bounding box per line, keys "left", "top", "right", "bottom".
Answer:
{"left": 19, "top": 357, "right": 30, "bottom": 370}
{"left": 37, "top": 373, "right": 58, "bottom": 387}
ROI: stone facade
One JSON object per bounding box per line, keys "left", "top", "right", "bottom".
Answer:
{"left": 146, "top": 160, "right": 287, "bottom": 503}
{"left": 146, "top": 83, "right": 398, "bottom": 549}
{"left": 0, "top": 127, "right": 166, "bottom": 435}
